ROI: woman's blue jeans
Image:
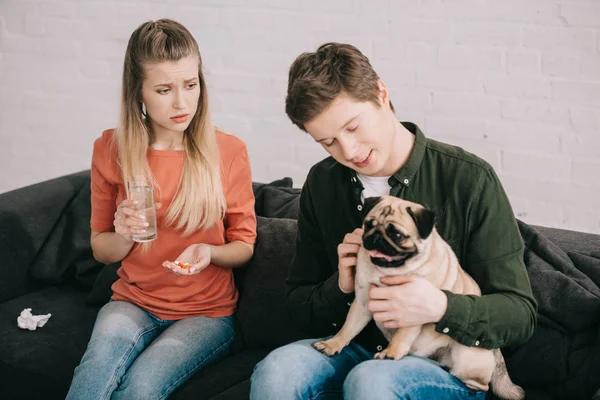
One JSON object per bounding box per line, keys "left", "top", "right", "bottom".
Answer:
{"left": 65, "top": 300, "right": 234, "bottom": 400}
{"left": 250, "top": 338, "right": 487, "bottom": 400}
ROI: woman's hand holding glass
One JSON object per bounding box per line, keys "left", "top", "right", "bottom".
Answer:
{"left": 113, "top": 199, "right": 151, "bottom": 242}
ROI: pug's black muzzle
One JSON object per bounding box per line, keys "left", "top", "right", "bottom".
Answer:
{"left": 363, "top": 230, "right": 416, "bottom": 268}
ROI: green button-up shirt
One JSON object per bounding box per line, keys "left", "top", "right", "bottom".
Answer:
{"left": 285, "top": 122, "right": 537, "bottom": 352}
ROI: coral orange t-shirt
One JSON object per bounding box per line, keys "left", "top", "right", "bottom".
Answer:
{"left": 90, "top": 129, "right": 257, "bottom": 320}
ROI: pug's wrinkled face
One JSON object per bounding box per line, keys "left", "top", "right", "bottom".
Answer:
{"left": 361, "top": 196, "right": 436, "bottom": 268}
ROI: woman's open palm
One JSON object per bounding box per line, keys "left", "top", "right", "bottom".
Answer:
{"left": 162, "top": 244, "right": 212, "bottom": 276}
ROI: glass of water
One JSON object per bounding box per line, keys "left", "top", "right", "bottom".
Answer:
{"left": 127, "top": 175, "right": 157, "bottom": 242}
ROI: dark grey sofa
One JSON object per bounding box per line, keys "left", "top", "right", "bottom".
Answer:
{"left": 0, "top": 170, "right": 598, "bottom": 400}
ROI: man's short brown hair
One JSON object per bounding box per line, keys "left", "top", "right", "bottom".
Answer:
{"left": 285, "top": 42, "right": 393, "bottom": 131}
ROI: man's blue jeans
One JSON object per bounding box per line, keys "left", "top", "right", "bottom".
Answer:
{"left": 65, "top": 300, "right": 234, "bottom": 400}
{"left": 250, "top": 338, "right": 487, "bottom": 400}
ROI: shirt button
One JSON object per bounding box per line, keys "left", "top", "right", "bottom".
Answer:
{"left": 376, "top": 345, "right": 383, "bottom": 351}
{"left": 357, "top": 205, "right": 363, "bottom": 211}
{"left": 403, "top": 178, "right": 409, "bottom": 185}
{"left": 442, "top": 327, "right": 450, "bottom": 333}
{"left": 332, "top": 323, "right": 337, "bottom": 327}
{"left": 475, "top": 340, "right": 480, "bottom": 346}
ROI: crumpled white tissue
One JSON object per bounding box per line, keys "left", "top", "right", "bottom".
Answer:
{"left": 17, "top": 308, "right": 52, "bottom": 331}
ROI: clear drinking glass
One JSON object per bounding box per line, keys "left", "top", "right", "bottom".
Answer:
{"left": 127, "top": 175, "right": 157, "bottom": 243}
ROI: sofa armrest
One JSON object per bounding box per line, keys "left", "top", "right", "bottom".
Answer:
{"left": 0, "top": 170, "right": 92, "bottom": 302}
{"left": 531, "top": 224, "right": 600, "bottom": 255}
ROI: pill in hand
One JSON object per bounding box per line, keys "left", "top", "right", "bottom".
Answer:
{"left": 174, "top": 260, "right": 191, "bottom": 269}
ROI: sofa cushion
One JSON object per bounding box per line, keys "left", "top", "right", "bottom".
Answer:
{"left": 252, "top": 177, "right": 293, "bottom": 217}
{"left": 0, "top": 170, "right": 94, "bottom": 303}
{"left": 170, "top": 349, "right": 269, "bottom": 400}
{"left": 507, "top": 221, "right": 600, "bottom": 399}
{"left": 85, "top": 262, "right": 121, "bottom": 306}
{"left": 0, "top": 286, "right": 271, "bottom": 400}
{"left": 28, "top": 177, "right": 104, "bottom": 287}
{"left": 262, "top": 186, "right": 301, "bottom": 219}
{"left": 234, "top": 216, "right": 309, "bottom": 350}
{"left": 0, "top": 286, "right": 98, "bottom": 400}
{"left": 210, "top": 379, "right": 251, "bottom": 400}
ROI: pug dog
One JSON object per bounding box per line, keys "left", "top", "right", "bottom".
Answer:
{"left": 313, "top": 196, "right": 524, "bottom": 400}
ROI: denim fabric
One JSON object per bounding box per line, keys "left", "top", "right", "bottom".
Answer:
{"left": 66, "top": 300, "right": 234, "bottom": 400}
{"left": 250, "top": 338, "right": 486, "bottom": 400}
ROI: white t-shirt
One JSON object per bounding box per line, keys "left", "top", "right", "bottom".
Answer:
{"left": 357, "top": 173, "right": 391, "bottom": 203}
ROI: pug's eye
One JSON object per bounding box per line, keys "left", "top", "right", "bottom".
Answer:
{"left": 386, "top": 225, "right": 406, "bottom": 241}
{"left": 364, "top": 219, "right": 377, "bottom": 230}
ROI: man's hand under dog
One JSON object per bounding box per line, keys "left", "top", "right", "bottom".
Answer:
{"left": 370, "top": 275, "right": 449, "bottom": 328}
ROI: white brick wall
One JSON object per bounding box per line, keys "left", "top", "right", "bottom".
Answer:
{"left": 1, "top": 0, "right": 599, "bottom": 234}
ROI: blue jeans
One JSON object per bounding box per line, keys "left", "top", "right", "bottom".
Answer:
{"left": 250, "top": 338, "right": 487, "bottom": 400}
{"left": 66, "top": 300, "right": 234, "bottom": 400}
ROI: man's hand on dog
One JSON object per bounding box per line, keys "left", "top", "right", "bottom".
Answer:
{"left": 369, "top": 275, "right": 448, "bottom": 328}
{"left": 337, "top": 228, "right": 364, "bottom": 294}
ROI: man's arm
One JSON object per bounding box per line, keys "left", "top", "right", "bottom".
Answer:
{"left": 285, "top": 179, "right": 355, "bottom": 337}
{"left": 435, "top": 167, "right": 537, "bottom": 349}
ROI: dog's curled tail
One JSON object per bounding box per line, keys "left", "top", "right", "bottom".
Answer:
{"left": 490, "top": 349, "right": 525, "bottom": 400}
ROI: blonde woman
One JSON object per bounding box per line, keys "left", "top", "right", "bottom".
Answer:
{"left": 66, "top": 19, "right": 256, "bottom": 400}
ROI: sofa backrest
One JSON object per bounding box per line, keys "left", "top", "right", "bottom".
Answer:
{"left": 2, "top": 170, "right": 599, "bottom": 357}
{"left": 233, "top": 216, "right": 309, "bottom": 350}
{"left": 0, "top": 170, "right": 98, "bottom": 303}
{"left": 232, "top": 180, "right": 306, "bottom": 350}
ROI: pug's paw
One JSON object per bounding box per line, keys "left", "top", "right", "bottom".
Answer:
{"left": 313, "top": 339, "right": 347, "bottom": 356}
{"left": 374, "top": 345, "right": 409, "bottom": 360}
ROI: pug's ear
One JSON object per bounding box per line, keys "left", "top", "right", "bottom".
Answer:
{"left": 406, "top": 207, "right": 437, "bottom": 239}
{"left": 362, "top": 197, "right": 382, "bottom": 219}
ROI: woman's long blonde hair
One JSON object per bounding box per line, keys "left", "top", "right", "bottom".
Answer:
{"left": 114, "top": 19, "right": 226, "bottom": 236}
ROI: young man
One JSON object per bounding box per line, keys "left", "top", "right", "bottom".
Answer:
{"left": 250, "top": 43, "right": 536, "bottom": 400}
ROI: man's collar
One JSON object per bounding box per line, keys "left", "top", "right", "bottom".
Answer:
{"left": 387, "top": 121, "right": 427, "bottom": 188}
